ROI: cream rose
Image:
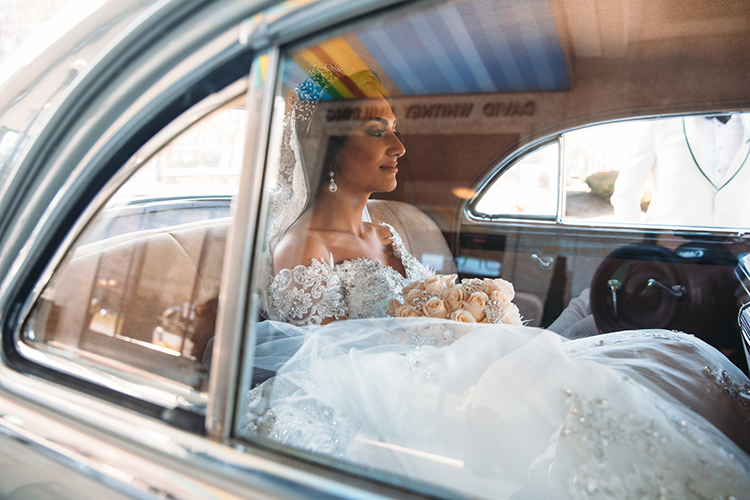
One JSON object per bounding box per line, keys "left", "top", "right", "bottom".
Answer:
{"left": 405, "top": 288, "right": 424, "bottom": 306}
{"left": 443, "top": 285, "right": 467, "bottom": 310}
{"left": 396, "top": 304, "right": 421, "bottom": 318}
{"left": 386, "top": 299, "right": 401, "bottom": 317}
{"left": 423, "top": 275, "right": 446, "bottom": 294}
{"left": 467, "top": 291, "right": 489, "bottom": 311}
{"left": 402, "top": 280, "right": 426, "bottom": 295}
{"left": 423, "top": 296, "right": 449, "bottom": 319}
{"left": 484, "top": 278, "right": 515, "bottom": 302}
{"left": 459, "top": 300, "right": 485, "bottom": 322}
{"left": 502, "top": 302, "right": 523, "bottom": 325}
{"left": 450, "top": 309, "right": 477, "bottom": 323}
{"left": 439, "top": 274, "right": 458, "bottom": 288}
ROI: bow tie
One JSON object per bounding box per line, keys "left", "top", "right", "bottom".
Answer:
{"left": 706, "top": 114, "right": 732, "bottom": 124}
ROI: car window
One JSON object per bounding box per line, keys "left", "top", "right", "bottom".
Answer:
{"left": 20, "top": 100, "right": 245, "bottom": 407}
{"left": 474, "top": 141, "right": 559, "bottom": 218}
{"left": 563, "top": 114, "right": 750, "bottom": 230}
{"left": 474, "top": 113, "right": 750, "bottom": 231}
{"left": 236, "top": 0, "right": 750, "bottom": 497}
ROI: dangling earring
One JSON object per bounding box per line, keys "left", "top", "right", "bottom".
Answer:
{"left": 328, "top": 169, "right": 338, "bottom": 192}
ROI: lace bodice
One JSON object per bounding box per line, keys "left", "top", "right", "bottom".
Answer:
{"left": 267, "top": 223, "right": 433, "bottom": 325}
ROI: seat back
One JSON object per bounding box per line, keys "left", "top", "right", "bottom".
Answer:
{"left": 367, "top": 199, "right": 456, "bottom": 274}
{"left": 39, "top": 200, "right": 455, "bottom": 384}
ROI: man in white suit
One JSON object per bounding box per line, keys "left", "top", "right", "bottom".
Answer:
{"left": 610, "top": 113, "right": 750, "bottom": 228}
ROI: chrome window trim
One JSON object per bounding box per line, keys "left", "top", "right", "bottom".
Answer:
{"left": 468, "top": 135, "right": 561, "bottom": 220}
{"left": 464, "top": 111, "right": 750, "bottom": 236}
{"left": 557, "top": 135, "right": 565, "bottom": 224}
{"left": 464, "top": 212, "right": 750, "bottom": 239}
{"left": 0, "top": 367, "right": 411, "bottom": 500}
{"left": 0, "top": 3, "right": 262, "bottom": 414}
{"left": 207, "top": 47, "right": 280, "bottom": 440}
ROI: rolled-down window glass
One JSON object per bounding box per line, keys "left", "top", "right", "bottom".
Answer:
{"left": 21, "top": 99, "right": 246, "bottom": 410}
{"left": 237, "top": 0, "right": 750, "bottom": 497}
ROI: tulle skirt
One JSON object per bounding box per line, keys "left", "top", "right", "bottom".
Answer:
{"left": 242, "top": 318, "right": 750, "bottom": 499}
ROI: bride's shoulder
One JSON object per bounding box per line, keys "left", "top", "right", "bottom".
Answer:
{"left": 371, "top": 221, "right": 398, "bottom": 241}
{"left": 273, "top": 226, "right": 332, "bottom": 273}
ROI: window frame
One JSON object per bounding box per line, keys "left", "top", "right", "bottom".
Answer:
{"left": 468, "top": 136, "right": 563, "bottom": 224}
{"left": 466, "top": 114, "right": 750, "bottom": 237}
{"left": 0, "top": 4, "right": 258, "bottom": 428}
{"left": 15, "top": 78, "right": 247, "bottom": 414}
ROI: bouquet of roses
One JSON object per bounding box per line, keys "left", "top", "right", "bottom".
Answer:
{"left": 386, "top": 274, "right": 523, "bottom": 325}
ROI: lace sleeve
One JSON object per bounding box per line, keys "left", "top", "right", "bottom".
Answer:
{"left": 268, "top": 259, "right": 347, "bottom": 326}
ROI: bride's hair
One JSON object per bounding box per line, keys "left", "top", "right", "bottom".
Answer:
{"left": 294, "top": 69, "right": 392, "bottom": 205}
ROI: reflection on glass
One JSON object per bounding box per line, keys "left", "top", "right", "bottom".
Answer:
{"left": 238, "top": 0, "right": 750, "bottom": 497}
{"left": 21, "top": 104, "right": 242, "bottom": 395}
{"left": 562, "top": 121, "right": 643, "bottom": 222}
{"left": 563, "top": 114, "right": 750, "bottom": 230}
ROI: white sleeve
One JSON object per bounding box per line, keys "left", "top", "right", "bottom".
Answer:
{"left": 610, "top": 122, "right": 657, "bottom": 222}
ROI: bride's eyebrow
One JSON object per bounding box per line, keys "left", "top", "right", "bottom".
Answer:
{"left": 363, "top": 117, "right": 395, "bottom": 127}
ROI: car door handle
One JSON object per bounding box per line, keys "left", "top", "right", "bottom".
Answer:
{"left": 608, "top": 279, "right": 621, "bottom": 319}
{"left": 646, "top": 279, "right": 687, "bottom": 301}
{"left": 531, "top": 253, "right": 554, "bottom": 270}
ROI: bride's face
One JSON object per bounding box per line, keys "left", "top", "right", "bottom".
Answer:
{"left": 333, "top": 96, "right": 405, "bottom": 194}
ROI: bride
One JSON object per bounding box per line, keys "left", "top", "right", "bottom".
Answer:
{"left": 248, "top": 68, "right": 750, "bottom": 499}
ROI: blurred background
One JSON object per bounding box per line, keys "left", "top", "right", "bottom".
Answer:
{"left": 0, "top": 0, "right": 72, "bottom": 67}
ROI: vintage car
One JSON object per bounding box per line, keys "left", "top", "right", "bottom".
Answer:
{"left": 1, "top": 0, "right": 749, "bottom": 498}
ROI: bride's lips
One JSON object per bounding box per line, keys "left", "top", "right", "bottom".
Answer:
{"left": 380, "top": 163, "right": 398, "bottom": 173}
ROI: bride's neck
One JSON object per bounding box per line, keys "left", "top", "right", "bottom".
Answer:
{"left": 308, "top": 189, "right": 370, "bottom": 235}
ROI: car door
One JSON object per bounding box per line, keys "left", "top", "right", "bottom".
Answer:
{"left": 3, "top": 0, "right": 750, "bottom": 499}
{"left": 462, "top": 116, "right": 750, "bottom": 371}
{"left": 1, "top": 1, "right": 402, "bottom": 498}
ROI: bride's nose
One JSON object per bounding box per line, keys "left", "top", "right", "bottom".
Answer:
{"left": 387, "top": 132, "right": 406, "bottom": 157}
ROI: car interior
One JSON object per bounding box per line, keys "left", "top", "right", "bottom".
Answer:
{"left": 17, "top": 0, "right": 750, "bottom": 407}
{"left": 3, "top": 0, "right": 750, "bottom": 497}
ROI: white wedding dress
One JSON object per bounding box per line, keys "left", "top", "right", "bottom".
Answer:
{"left": 246, "top": 225, "right": 750, "bottom": 499}
{"left": 266, "top": 223, "right": 433, "bottom": 325}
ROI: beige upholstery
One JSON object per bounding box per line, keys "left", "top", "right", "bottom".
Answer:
{"left": 34, "top": 218, "right": 230, "bottom": 387}
{"left": 367, "top": 199, "right": 456, "bottom": 274}
{"left": 36, "top": 200, "right": 453, "bottom": 379}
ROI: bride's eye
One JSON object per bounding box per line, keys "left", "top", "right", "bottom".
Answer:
{"left": 365, "top": 128, "right": 386, "bottom": 138}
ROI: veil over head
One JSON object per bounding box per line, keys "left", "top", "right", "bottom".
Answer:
{"left": 260, "top": 66, "right": 384, "bottom": 317}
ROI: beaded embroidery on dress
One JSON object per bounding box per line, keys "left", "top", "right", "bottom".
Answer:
{"left": 243, "top": 324, "right": 750, "bottom": 499}
{"left": 249, "top": 68, "right": 750, "bottom": 499}
{"left": 268, "top": 223, "right": 433, "bottom": 325}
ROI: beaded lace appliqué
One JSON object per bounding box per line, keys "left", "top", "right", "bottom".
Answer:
{"left": 561, "top": 386, "right": 746, "bottom": 500}
{"left": 268, "top": 223, "right": 433, "bottom": 326}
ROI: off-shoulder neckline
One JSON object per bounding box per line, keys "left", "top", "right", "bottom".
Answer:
{"left": 289, "top": 223, "right": 410, "bottom": 279}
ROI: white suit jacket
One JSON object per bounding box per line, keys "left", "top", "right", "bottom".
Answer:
{"left": 610, "top": 114, "right": 750, "bottom": 228}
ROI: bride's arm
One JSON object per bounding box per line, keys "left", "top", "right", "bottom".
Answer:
{"left": 268, "top": 233, "right": 347, "bottom": 326}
